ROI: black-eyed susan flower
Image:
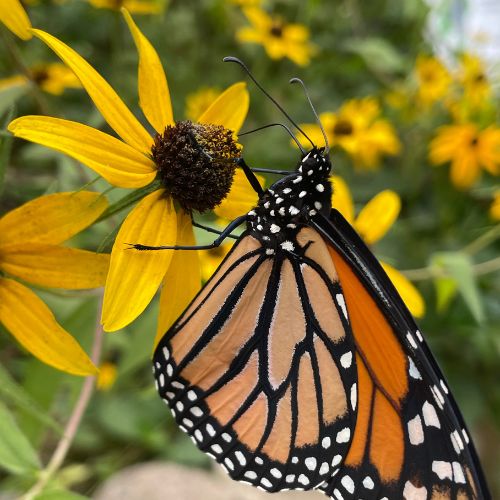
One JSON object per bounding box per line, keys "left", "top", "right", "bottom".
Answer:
{"left": 300, "top": 98, "right": 401, "bottom": 169}
{"left": 0, "top": 63, "right": 81, "bottom": 95}
{"left": 185, "top": 87, "right": 221, "bottom": 122}
{"left": 88, "top": 0, "right": 166, "bottom": 14}
{"left": 9, "top": 11, "right": 250, "bottom": 339}
{"left": 429, "top": 123, "right": 500, "bottom": 189}
{"left": 0, "top": 192, "right": 110, "bottom": 375}
{"left": 331, "top": 176, "right": 425, "bottom": 318}
{"left": 459, "top": 53, "right": 491, "bottom": 106}
{"left": 415, "top": 54, "right": 451, "bottom": 106}
{"left": 236, "top": 7, "right": 316, "bottom": 66}
{"left": 0, "top": 0, "right": 32, "bottom": 39}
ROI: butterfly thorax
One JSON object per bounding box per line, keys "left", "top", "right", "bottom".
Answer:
{"left": 247, "top": 147, "right": 332, "bottom": 255}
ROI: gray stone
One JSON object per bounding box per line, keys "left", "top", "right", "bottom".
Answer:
{"left": 94, "top": 462, "right": 319, "bottom": 500}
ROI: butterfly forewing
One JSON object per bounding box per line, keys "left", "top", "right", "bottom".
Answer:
{"left": 153, "top": 229, "right": 359, "bottom": 492}
{"left": 312, "top": 211, "right": 489, "bottom": 500}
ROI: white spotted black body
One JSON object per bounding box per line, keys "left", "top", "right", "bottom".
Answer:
{"left": 247, "top": 146, "right": 332, "bottom": 255}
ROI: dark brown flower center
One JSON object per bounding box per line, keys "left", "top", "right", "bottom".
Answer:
{"left": 270, "top": 23, "right": 284, "bottom": 37}
{"left": 333, "top": 119, "right": 354, "bottom": 136}
{"left": 474, "top": 73, "right": 486, "bottom": 83}
{"left": 470, "top": 136, "right": 479, "bottom": 147}
{"left": 32, "top": 68, "right": 49, "bottom": 85}
{"left": 152, "top": 121, "right": 241, "bottom": 212}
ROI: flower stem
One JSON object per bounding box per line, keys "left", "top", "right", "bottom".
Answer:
{"left": 23, "top": 296, "right": 104, "bottom": 500}
{"left": 463, "top": 223, "right": 500, "bottom": 255}
{"left": 402, "top": 255, "right": 500, "bottom": 281}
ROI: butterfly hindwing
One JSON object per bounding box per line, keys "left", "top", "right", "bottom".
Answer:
{"left": 153, "top": 229, "right": 359, "bottom": 492}
{"left": 312, "top": 210, "right": 490, "bottom": 500}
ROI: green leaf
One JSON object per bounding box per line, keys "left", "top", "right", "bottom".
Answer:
{"left": 431, "top": 252, "right": 484, "bottom": 322}
{"left": 0, "top": 401, "right": 40, "bottom": 475}
{"left": 434, "top": 276, "right": 458, "bottom": 312}
{"left": 35, "top": 490, "right": 90, "bottom": 500}
{"left": 343, "top": 37, "right": 405, "bottom": 74}
{"left": 0, "top": 83, "right": 28, "bottom": 117}
{"left": 0, "top": 364, "right": 61, "bottom": 433}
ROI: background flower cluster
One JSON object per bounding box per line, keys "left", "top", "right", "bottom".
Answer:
{"left": 0, "top": 0, "right": 499, "bottom": 498}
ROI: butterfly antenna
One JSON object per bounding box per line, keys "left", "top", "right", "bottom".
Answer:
{"left": 224, "top": 56, "right": 315, "bottom": 150}
{"left": 239, "top": 123, "right": 305, "bottom": 153}
{"left": 290, "top": 77, "right": 330, "bottom": 154}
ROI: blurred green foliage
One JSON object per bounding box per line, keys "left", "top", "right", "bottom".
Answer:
{"left": 0, "top": 0, "right": 499, "bottom": 498}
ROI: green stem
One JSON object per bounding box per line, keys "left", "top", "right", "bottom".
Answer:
{"left": 402, "top": 255, "right": 500, "bottom": 281}
{"left": 95, "top": 180, "right": 162, "bottom": 224}
{"left": 463, "top": 223, "right": 500, "bottom": 255}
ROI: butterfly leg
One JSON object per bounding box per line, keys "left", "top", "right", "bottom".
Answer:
{"left": 127, "top": 214, "right": 248, "bottom": 251}
{"left": 191, "top": 220, "right": 238, "bottom": 240}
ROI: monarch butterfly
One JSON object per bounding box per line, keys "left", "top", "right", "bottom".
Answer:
{"left": 145, "top": 58, "right": 491, "bottom": 499}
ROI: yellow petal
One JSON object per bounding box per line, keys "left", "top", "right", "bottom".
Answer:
{"left": 200, "top": 242, "right": 233, "bottom": 282}
{"left": 197, "top": 82, "right": 249, "bottom": 134}
{"left": 0, "top": 191, "right": 108, "bottom": 247}
{"left": 1, "top": 245, "right": 110, "bottom": 289}
{"left": 381, "top": 262, "right": 425, "bottom": 318}
{"left": 102, "top": 189, "right": 177, "bottom": 331}
{"left": 330, "top": 176, "right": 354, "bottom": 224}
{"left": 0, "top": 0, "right": 32, "bottom": 40}
{"left": 0, "top": 278, "right": 97, "bottom": 376}
{"left": 122, "top": 8, "right": 173, "bottom": 133}
{"left": 355, "top": 190, "right": 401, "bottom": 245}
{"left": 96, "top": 361, "right": 117, "bottom": 391}
{"left": 154, "top": 209, "right": 201, "bottom": 349}
{"left": 0, "top": 74, "right": 29, "bottom": 92}
{"left": 9, "top": 116, "right": 156, "bottom": 188}
{"left": 32, "top": 29, "right": 152, "bottom": 154}
{"left": 214, "top": 169, "right": 264, "bottom": 220}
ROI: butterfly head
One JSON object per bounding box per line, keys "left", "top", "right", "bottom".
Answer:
{"left": 298, "top": 146, "right": 332, "bottom": 178}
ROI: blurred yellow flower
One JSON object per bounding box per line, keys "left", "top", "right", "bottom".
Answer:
{"left": 331, "top": 176, "right": 425, "bottom": 317}
{"left": 88, "top": 0, "right": 165, "bottom": 14}
{"left": 300, "top": 98, "right": 401, "bottom": 169}
{"left": 0, "top": 192, "right": 110, "bottom": 375}
{"left": 0, "top": 0, "right": 32, "bottom": 39}
{"left": 415, "top": 55, "right": 451, "bottom": 106}
{"left": 200, "top": 243, "right": 233, "bottom": 283}
{"left": 0, "top": 63, "right": 81, "bottom": 95}
{"left": 230, "top": 0, "right": 262, "bottom": 6}
{"left": 490, "top": 191, "right": 500, "bottom": 220}
{"left": 185, "top": 87, "right": 221, "bottom": 122}
{"left": 97, "top": 361, "right": 118, "bottom": 390}
{"left": 9, "top": 11, "right": 250, "bottom": 343}
{"left": 459, "top": 53, "right": 491, "bottom": 106}
{"left": 429, "top": 123, "right": 500, "bottom": 189}
{"left": 236, "top": 7, "right": 316, "bottom": 66}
